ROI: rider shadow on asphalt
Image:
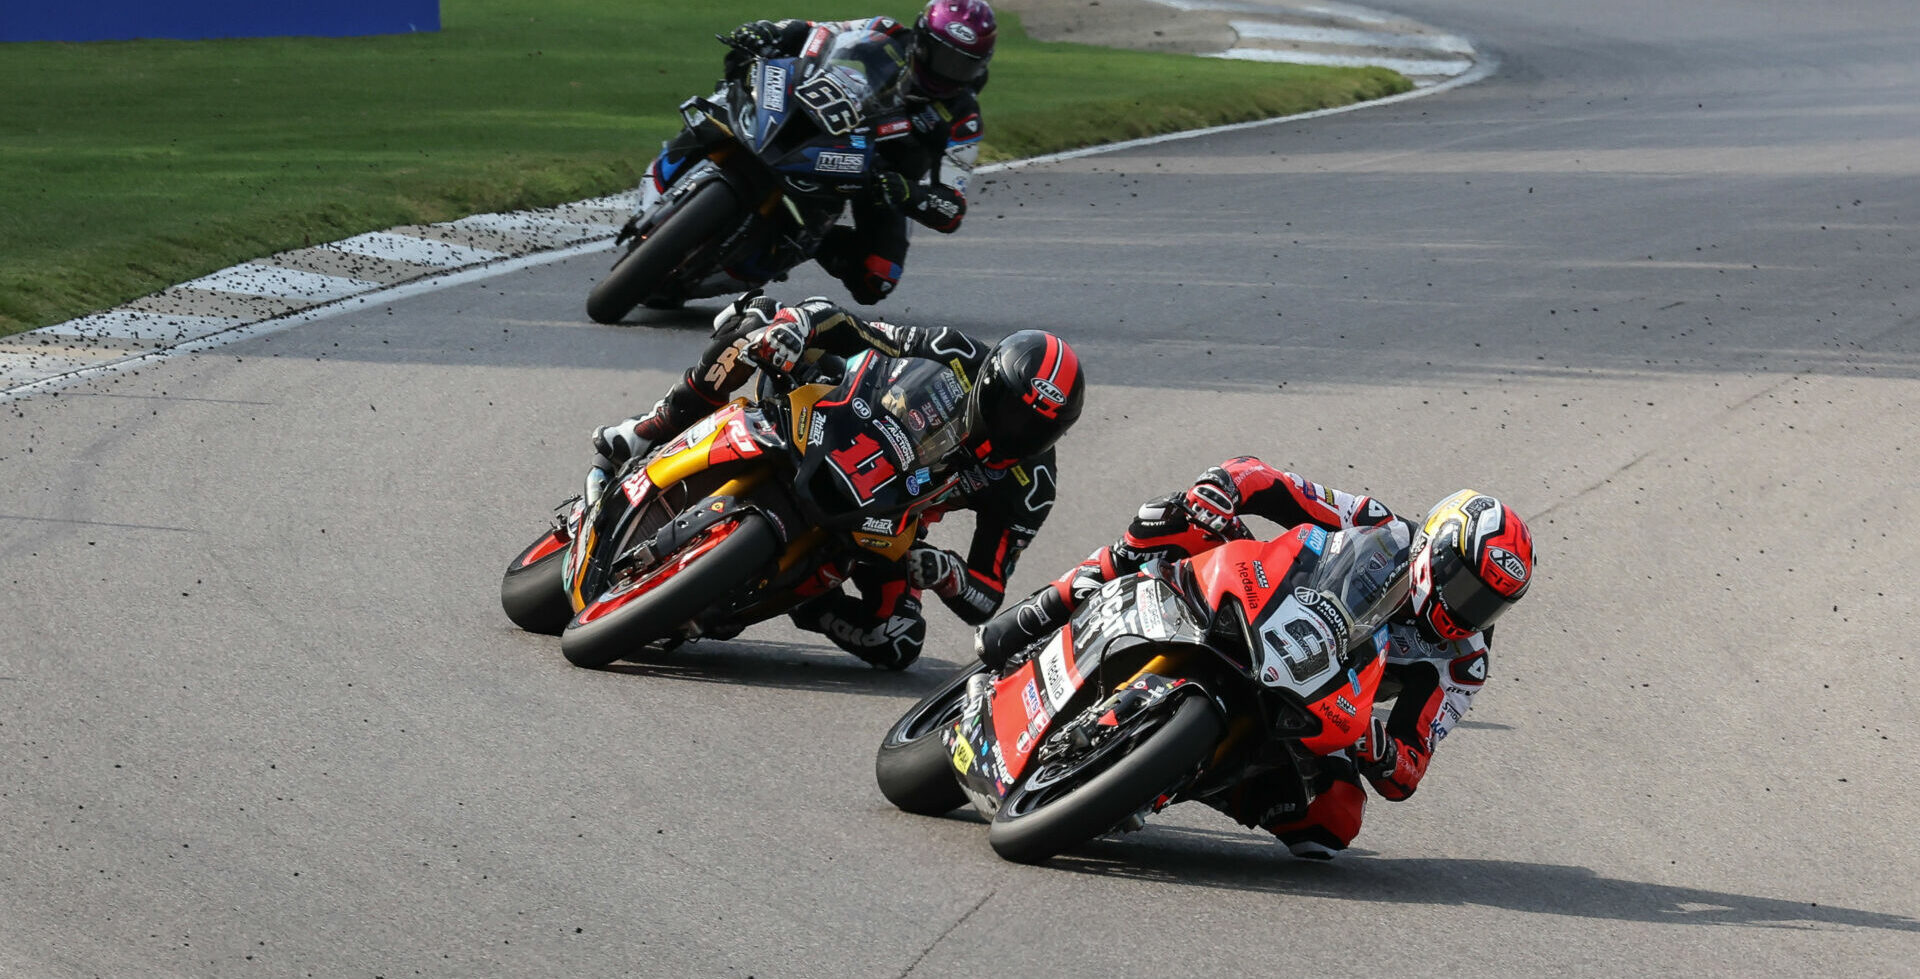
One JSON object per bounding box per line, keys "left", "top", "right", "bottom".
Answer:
{"left": 590, "top": 639, "right": 967, "bottom": 699}
{"left": 1044, "top": 829, "right": 1920, "bottom": 934}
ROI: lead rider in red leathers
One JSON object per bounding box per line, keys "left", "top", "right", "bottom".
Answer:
{"left": 974, "top": 457, "right": 1537, "bottom": 858}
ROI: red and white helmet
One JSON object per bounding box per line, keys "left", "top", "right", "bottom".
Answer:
{"left": 912, "top": 0, "right": 996, "bottom": 98}
{"left": 1408, "top": 490, "right": 1534, "bottom": 640}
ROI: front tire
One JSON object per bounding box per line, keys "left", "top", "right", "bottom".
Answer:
{"left": 501, "top": 529, "right": 573, "bottom": 636}
{"left": 986, "top": 694, "right": 1224, "bottom": 864}
{"left": 876, "top": 663, "right": 986, "bottom": 816}
{"left": 586, "top": 181, "right": 741, "bottom": 325}
{"left": 559, "top": 513, "right": 778, "bottom": 668}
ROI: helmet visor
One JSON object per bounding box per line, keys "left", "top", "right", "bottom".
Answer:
{"left": 915, "top": 31, "right": 988, "bottom": 86}
{"left": 1428, "top": 540, "right": 1515, "bottom": 634}
{"left": 962, "top": 374, "right": 1055, "bottom": 466}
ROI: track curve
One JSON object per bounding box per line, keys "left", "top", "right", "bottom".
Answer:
{"left": 4, "top": 0, "right": 1919, "bottom": 974}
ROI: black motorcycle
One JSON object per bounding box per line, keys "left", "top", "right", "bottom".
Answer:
{"left": 586, "top": 27, "right": 911, "bottom": 323}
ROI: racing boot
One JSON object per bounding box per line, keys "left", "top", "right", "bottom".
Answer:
{"left": 582, "top": 375, "right": 717, "bottom": 506}
{"left": 973, "top": 587, "right": 1071, "bottom": 669}
{"left": 790, "top": 590, "right": 925, "bottom": 671}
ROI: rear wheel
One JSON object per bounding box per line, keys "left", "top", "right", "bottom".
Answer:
{"left": 500, "top": 529, "right": 573, "bottom": 636}
{"left": 986, "top": 694, "right": 1224, "bottom": 864}
{"left": 559, "top": 512, "right": 778, "bottom": 668}
{"left": 586, "top": 181, "right": 741, "bottom": 325}
{"left": 875, "top": 663, "right": 986, "bottom": 816}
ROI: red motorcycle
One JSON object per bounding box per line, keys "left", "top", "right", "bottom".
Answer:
{"left": 875, "top": 522, "right": 1410, "bottom": 863}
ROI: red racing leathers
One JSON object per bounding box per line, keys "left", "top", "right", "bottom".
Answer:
{"left": 976, "top": 456, "right": 1493, "bottom": 856}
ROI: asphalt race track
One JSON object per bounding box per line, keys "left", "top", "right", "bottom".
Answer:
{"left": 5, "top": 0, "right": 1919, "bottom": 974}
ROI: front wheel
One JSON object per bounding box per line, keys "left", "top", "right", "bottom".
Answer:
{"left": 875, "top": 662, "right": 987, "bottom": 816}
{"left": 986, "top": 694, "right": 1224, "bottom": 864}
{"left": 586, "top": 180, "right": 742, "bottom": 325}
{"left": 558, "top": 512, "right": 779, "bottom": 668}
{"left": 500, "top": 529, "right": 573, "bottom": 636}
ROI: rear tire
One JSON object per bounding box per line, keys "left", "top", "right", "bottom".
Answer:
{"left": 986, "top": 694, "right": 1224, "bottom": 865}
{"left": 587, "top": 181, "right": 741, "bottom": 325}
{"left": 500, "top": 530, "right": 573, "bottom": 636}
{"left": 559, "top": 513, "right": 778, "bottom": 668}
{"left": 875, "top": 663, "right": 986, "bottom": 816}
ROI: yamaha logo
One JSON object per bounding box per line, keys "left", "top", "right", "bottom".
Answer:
{"left": 945, "top": 22, "right": 977, "bottom": 43}
{"left": 1029, "top": 377, "right": 1065, "bottom": 404}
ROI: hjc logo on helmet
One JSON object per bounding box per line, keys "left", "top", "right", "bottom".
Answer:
{"left": 945, "top": 22, "right": 977, "bottom": 42}
{"left": 1028, "top": 377, "right": 1066, "bottom": 406}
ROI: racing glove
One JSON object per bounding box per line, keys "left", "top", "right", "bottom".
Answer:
{"left": 713, "top": 291, "right": 779, "bottom": 336}
{"left": 1182, "top": 465, "right": 1241, "bottom": 536}
{"left": 1356, "top": 715, "right": 1429, "bottom": 800}
{"left": 869, "top": 170, "right": 916, "bottom": 212}
{"left": 727, "top": 20, "right": 782, "bottom": 53}
{"left": 907, "top": 544, "right": 967, "bottom": 599}
{"left": 740, "top": 308, "right": 812, "bottom": 376}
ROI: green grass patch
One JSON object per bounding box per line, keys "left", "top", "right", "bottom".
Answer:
{"left": 0, "top": 1, "right": 1407, "bottom": 336}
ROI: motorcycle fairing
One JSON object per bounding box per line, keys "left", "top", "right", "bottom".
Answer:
{"left": 789, "top": 353, "right": 958, "bottom": 558}
{"left": 1187, "top": 530, "right": 1388, "bottom": 754}
{"left": 952, "top": 575, "right": 1211, "bottom": 796}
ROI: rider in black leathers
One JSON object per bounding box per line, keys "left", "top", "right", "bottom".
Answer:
{"left": 585, "top": 294, "right": 1085, "bottom": 669}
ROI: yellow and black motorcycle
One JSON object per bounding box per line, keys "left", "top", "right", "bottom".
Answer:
{"left": 501, "top": 350, "right": 970, "bottom": 668}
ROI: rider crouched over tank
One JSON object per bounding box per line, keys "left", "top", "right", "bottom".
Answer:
{"left": 974, "top": 457, "right": 1536, "bottom": 858}
{"left": 642, "top": 0, "right": 995, "bottom": 305}
{"left": 586, "top": 293, "right": 1085, "bottom": 670}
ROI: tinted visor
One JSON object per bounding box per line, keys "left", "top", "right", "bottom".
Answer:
{"left": 1427, "top": 541, "right": 1515, "bottom": 634}
{"left": 963, "top": 375, "right": 1057, "bottom": 465}
{"left": 915, "top": 31, "right": 988, "bottom": 86}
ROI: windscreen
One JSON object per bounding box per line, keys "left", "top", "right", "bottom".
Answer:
{"left": 870, "top": 355, "right": 967, "bottom": 468}
{"left": 1302, "top": 523, "right": 1412, "bottom": 644}
{"left": 794, "top": 29, "right": 907, "bottom": 135}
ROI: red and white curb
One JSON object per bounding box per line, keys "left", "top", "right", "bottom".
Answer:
{"left": 0, "top": 0, "right": 1485, "bottom": 402}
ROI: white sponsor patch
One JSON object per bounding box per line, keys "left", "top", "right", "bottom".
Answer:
{"left": 761, "top": 64, "right": 787, "bottom": 112}
{"left": 815, "top": 150, "right": 864, "bottom": 174}
{"left": 1037, "top": 633, "right": 1074, "bottom": 707}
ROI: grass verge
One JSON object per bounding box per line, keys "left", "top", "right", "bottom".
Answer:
{"left": 0, "top": 0, "right": 1408, "bottom": 337}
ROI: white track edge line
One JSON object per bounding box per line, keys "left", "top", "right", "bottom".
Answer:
{"left": 3, "top": 48, "right": 1496, "bottom": 404}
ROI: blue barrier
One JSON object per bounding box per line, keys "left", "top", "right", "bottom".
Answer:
{"left": 2, "top": 1, "right": 442, "bottom": 43}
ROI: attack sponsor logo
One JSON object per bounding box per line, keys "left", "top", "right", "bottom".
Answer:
{"left": 860, "top": 516, "right": 896, "bottom": 535}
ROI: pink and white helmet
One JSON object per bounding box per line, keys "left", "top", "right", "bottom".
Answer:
{"left": 912, "top": 0, "right": 996, "bottom": 98}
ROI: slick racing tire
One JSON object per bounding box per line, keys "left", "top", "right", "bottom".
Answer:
{"left": 875, "top": 662, "right": 986, "bottom": 816}
{"left": 586, "top": 181, "right": 740, "bottom": 325}
{"left": 559, "top": 512, "right": 777, "bottom": 668}
{"left": 986, "top": 693, "right": 1224, "bottom": 865}
{"left": 500, "top": 528, "right": 574, "bottom": 636}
